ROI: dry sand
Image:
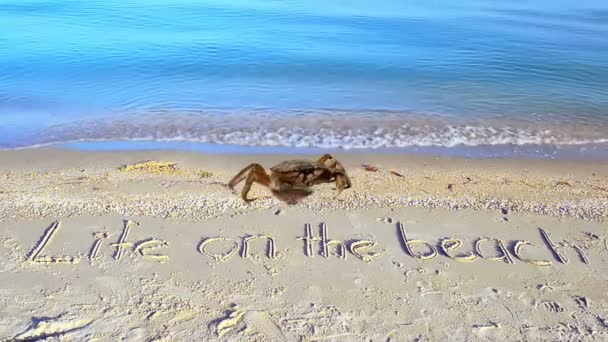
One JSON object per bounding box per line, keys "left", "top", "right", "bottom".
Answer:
{"left": 1, "top": 148, "right": 608, "bottom": 341}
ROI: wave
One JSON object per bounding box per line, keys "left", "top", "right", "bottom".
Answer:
{"left": 9, "top": 110, "right": 608, "bottom": 150}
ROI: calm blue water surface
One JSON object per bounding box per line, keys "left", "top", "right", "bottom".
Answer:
{"left": 1, "top": 0, "right": 607, "bottom": 151}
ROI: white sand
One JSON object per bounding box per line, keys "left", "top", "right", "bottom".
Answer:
{"left": 1, "top": 148, "right": 608, "bottom": 341}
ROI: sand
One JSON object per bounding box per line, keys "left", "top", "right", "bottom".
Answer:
{"left": 1, "top": 147, "right": 608, "bottom": 341}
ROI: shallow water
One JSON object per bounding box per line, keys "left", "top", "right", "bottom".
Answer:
{"left": 1, "top": 0, "right": 607, "bottom": 153}
{"left": 61, "top": 140, "right": 608, "bottom": 161}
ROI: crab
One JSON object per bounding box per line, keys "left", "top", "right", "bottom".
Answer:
{"left": 228, "top": 154, "right": 352, "bottom": 203}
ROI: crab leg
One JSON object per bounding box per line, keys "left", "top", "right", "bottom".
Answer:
{"left": 317, "top": 154, "right": 352, "bottom": 196}
{"left": 228, "top": 164, "right": 255, "bottom": 189}
{"left": 229, "top": 163, "right": 271, "bottom": 202}
{"left": 335, "top": 174, "right": 351, "bottom": 197}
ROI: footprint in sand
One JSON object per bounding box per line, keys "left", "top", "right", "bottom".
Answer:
{"left": 122, "top": 327, "right": 148, "bottom": 342}
{"left": 540, "top": 300, "right": 564, "bottom": 313}
{"left": 0, "top": 238, "right": 20, "bottom": 272}
{"left": 94, "top": 276, "right": 131, "bottom": 309}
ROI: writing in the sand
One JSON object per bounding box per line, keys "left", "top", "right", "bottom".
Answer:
{"left": 23, "top": 219, "right": 591, "bottom": 267}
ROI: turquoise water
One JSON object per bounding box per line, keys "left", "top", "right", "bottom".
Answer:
{"left": 1, "top": 0, "right": 607, "bottom": 153}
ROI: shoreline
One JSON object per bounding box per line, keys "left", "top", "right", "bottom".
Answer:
{"left": 3, "top": 139, "right": 608, "bottom": 161}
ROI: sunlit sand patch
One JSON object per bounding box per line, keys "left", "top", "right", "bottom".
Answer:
{"left": 473, "top": 322, "right": 503, "bottom": 339}
{"left": 193, "top": 169, "right": 214, "bottom": 178}
{"left": 118, "top": 160, "right": 215, "bottom": 179}
{"left": 214, "top": 308, "right": 246, "bottom": 337}
{"left": 276, "top": 305, "right": 348, "bottom": 339}
{"left": 14, "top": 314, "right": 92, "bottom": 341}
{"left": 244, "top": 311, "right": 287, "bottom": 341}
{"left": 119, "top": 160, "right": 187, "bottom": 176}
{"left": 0, "top": 237, "right": 22, "bottom": 271}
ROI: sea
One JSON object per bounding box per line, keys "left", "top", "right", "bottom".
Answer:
{"left": 1, "top": 0, "right": 607, "bottom": 158}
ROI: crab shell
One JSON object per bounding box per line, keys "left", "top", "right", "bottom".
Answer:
{"left": 270, "top": 160, "right": 338, "bottom": 189}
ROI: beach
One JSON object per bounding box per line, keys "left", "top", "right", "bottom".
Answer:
{"left": 1, "top": 147, "right": 608, "bottom": 340}
{"left": 2, "top": 0, "right": 608, "bottom": 340}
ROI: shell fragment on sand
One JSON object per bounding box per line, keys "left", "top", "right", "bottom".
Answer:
{"left": 361, "top": 164, "right": 380, "bottom": 172}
